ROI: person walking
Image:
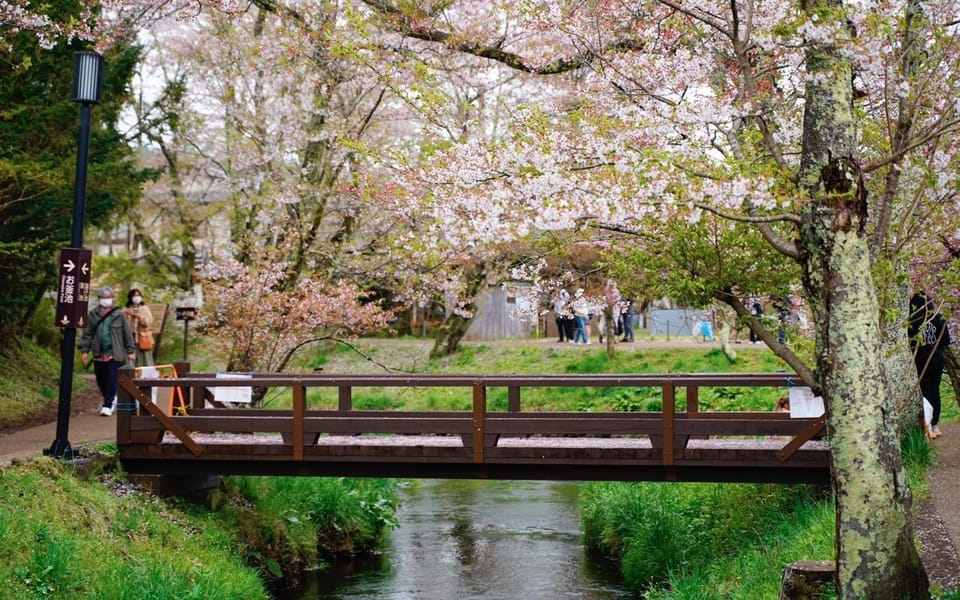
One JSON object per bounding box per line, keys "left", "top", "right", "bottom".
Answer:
{"left": 620, "top": 299, "right": 635, "bottom": 342}
{"left": 79, "top": 286, "right": 136, "bottom": 416}
{"left": 909, "top": 292, "right": 951, "bottom": 438}
{"left": 749, "top": 300, "right": 763, "bottom": 344}
{"left": 552, "top": 288, "right": 571, "bottom": 343}
{"left": 123, "top": 288, "right": 155, "bottom": 367}
{"left": 572, "top": 288, "right": 590, "bottom": 344}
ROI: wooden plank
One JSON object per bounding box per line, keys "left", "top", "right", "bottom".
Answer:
{"left": 508, "top": 386, "right": 520, "bottom": 412}
{"left": 776, "top": 415, "right": 827, "bottom": 462}
{"left": 338, "top": 386, "right": 352, "bottom": 411}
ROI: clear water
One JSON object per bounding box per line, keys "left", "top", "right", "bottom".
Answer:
{"left": 280, "top": 479, "right": 634, "bottom": 600}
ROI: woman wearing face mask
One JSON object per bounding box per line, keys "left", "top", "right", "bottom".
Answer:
{"left": 123, "top": 288, "right": 155, "bottom": 367}
{"left": 78, "top": 286, "right": 136, "bottom": 416}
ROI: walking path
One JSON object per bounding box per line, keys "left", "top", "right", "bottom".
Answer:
{"left": 918, "top": 420, "right": 960, "bottom": 589}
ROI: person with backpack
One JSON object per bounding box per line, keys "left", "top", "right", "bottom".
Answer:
{"left": 79, "top": 286, "right": 136, "bottom": 416}
{"left": 909, "top": 292, "right": 952, "bottom": 438}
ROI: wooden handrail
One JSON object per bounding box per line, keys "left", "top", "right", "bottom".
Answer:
{"left": 116, "top": 369, "right": 830, "bottom": 483}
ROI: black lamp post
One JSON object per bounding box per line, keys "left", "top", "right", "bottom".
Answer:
{"left": 47, "top": 51, "right": 104, "bottom": 459}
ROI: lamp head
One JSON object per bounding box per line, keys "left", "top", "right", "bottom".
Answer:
{"left": 71, "top": 51, "right": 104, "bottom": 104}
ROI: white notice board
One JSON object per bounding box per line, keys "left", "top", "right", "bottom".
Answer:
{"left": 137, "top": 366, "right": 171, "bottom": 407}
{"left": 212, "top": 372, "right": 253, "bottom": 404}
{"left": 788, "top": 386, "right": 825, "bottom": 418}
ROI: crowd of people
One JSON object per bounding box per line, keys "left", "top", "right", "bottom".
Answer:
{"left": 551, "top": 280, "right": 634, "bottom": 345}
{"left": 78, "top": 286, "right": 155, "bottom": 416}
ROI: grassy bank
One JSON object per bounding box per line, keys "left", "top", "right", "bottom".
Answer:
{"left": 0, "top": 339, "right": 71, "bottom": 431}
{"left": 0, "top": 457, "right": 267, "bottom": 599}
{"left": 0, "top": 455, "right": 398, "bottom": 599}
{"left": 580, "top": 481, "right": 833, "bottom": 598}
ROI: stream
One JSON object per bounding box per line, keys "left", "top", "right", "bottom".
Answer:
{"left": 279, "top": 479, "right": 635, "bottom": 599}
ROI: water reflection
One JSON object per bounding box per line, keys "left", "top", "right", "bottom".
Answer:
{"left": 282, "top": 479, "right": 633, "bottom": 600}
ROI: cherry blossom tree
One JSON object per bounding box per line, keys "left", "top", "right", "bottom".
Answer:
{"left": 196, "top": 248, "right": 393, "bottom": 378}
{"left": 357, "top": 0, "right": 960, "bottom": 595}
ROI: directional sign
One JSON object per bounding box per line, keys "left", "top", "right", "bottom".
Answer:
{"left": 55, "top": 248, "right": 92, "bottom": 328}
{"left": 175, "top": 306, "right": 198, "bottom": 321}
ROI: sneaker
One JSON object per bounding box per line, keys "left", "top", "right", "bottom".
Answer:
{"left": 932, "top": 425, "right": 942, "bottom": 438}
{"left": 99, "top": 405, "right": 113, "bottom": 417}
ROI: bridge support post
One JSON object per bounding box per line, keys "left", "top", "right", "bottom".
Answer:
{"left": 117, "top": 366, "right": 134, "bottom": 444}
{"left": 472, "top": 381, "right": 486, "bottom": 463}
{"left": 129, "top": 474, "right": 222, "bottom": 507}
{"left": 661, "top": 380, "right": 675, "bottom": 466}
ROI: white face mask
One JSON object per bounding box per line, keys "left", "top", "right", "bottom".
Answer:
{"left": 100, "top": 297, "right": 113, "bottom": 308}
{"left": 132, "top": 296, "right": 142, "bottom": 304}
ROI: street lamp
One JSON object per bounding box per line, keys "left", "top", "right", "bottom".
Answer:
{"left": 47, "top": 51, "right": 104, "bottom": 459}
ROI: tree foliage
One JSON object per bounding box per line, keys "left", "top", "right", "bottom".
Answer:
{"left": 0, "top": 0, "right": 145, "bottom": 347}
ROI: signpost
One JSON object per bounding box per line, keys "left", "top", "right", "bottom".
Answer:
{"left": 46, "top": 51, "right": 104, "bottom": 459}
{"left": 54, "top": 248, "right": 92, "bottom": 328}
{"left": 176, "top": 306, "right": 197, "bottom": 360}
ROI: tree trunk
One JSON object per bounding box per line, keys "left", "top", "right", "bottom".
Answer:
{"left": 796, "top": 5, "right": 927, "bottom": 596}
{"left": 603, "top": 305, "right": 616, "bottom": 358}
{"left": 881, "top": 279, "right": 925, "bottom": 434}
{"left": 429, "top": 263, "right": 487, "bottom": 359}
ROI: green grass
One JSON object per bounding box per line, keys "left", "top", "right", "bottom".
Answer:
{"left": 580, "top": 480, "right": 833, "bottom": 596}
{"left": 0, "top": 458, "right": 268, "bottom": 599}
{"left": 224, "top": 476, "right": 398, "bottom": 560}
{"left": 0, "top": 338, "right": 91, "bottom": 431}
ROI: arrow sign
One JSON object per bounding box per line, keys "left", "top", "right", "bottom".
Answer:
{"left": 55, "top": 248, "right": 93, "bottom": 329}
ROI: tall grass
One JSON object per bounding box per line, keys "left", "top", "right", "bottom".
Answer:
{"left": 0, "top": 458, "right": 268, "bottom": 599}
{"left": 580, "top": 481, "right": 831, "bottom": 595}
{"left": 223, "top": 476, "right": 398, "bottom": 560}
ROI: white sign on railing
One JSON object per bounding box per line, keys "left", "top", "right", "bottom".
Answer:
{"left": 788, "top": 386, "right": 825, "bottom": 418}
{"left": 212, "top": 372, "right": 253, "bottom": 404}
{"left": 137, "top": 366, "right": 168, "bottom": 407}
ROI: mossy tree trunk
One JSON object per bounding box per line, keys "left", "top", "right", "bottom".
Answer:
{"left": 796, "top": 4, "right": 927, "bottom": 596}
{"left": 880, "top": 279, "right": 925, "bottom": 433}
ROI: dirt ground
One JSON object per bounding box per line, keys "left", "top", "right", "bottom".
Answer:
{"left": 0, "top": 352, "right": 958, "bottom": 590}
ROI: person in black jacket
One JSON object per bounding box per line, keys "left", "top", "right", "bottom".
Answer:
{"left": 909, "top": 292, "right": 952, "bottom": 438}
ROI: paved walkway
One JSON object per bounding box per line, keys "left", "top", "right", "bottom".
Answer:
{"left": 0, "top": 404, "right": 115, "bottom": 466}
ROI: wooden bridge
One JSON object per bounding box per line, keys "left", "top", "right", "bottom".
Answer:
{"left": 115, "top": 369, "right": 829, "bottom": 484}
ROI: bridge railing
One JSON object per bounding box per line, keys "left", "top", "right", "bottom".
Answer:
{"left": 115, "top": 370, "right": 826, "bottom": 476}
